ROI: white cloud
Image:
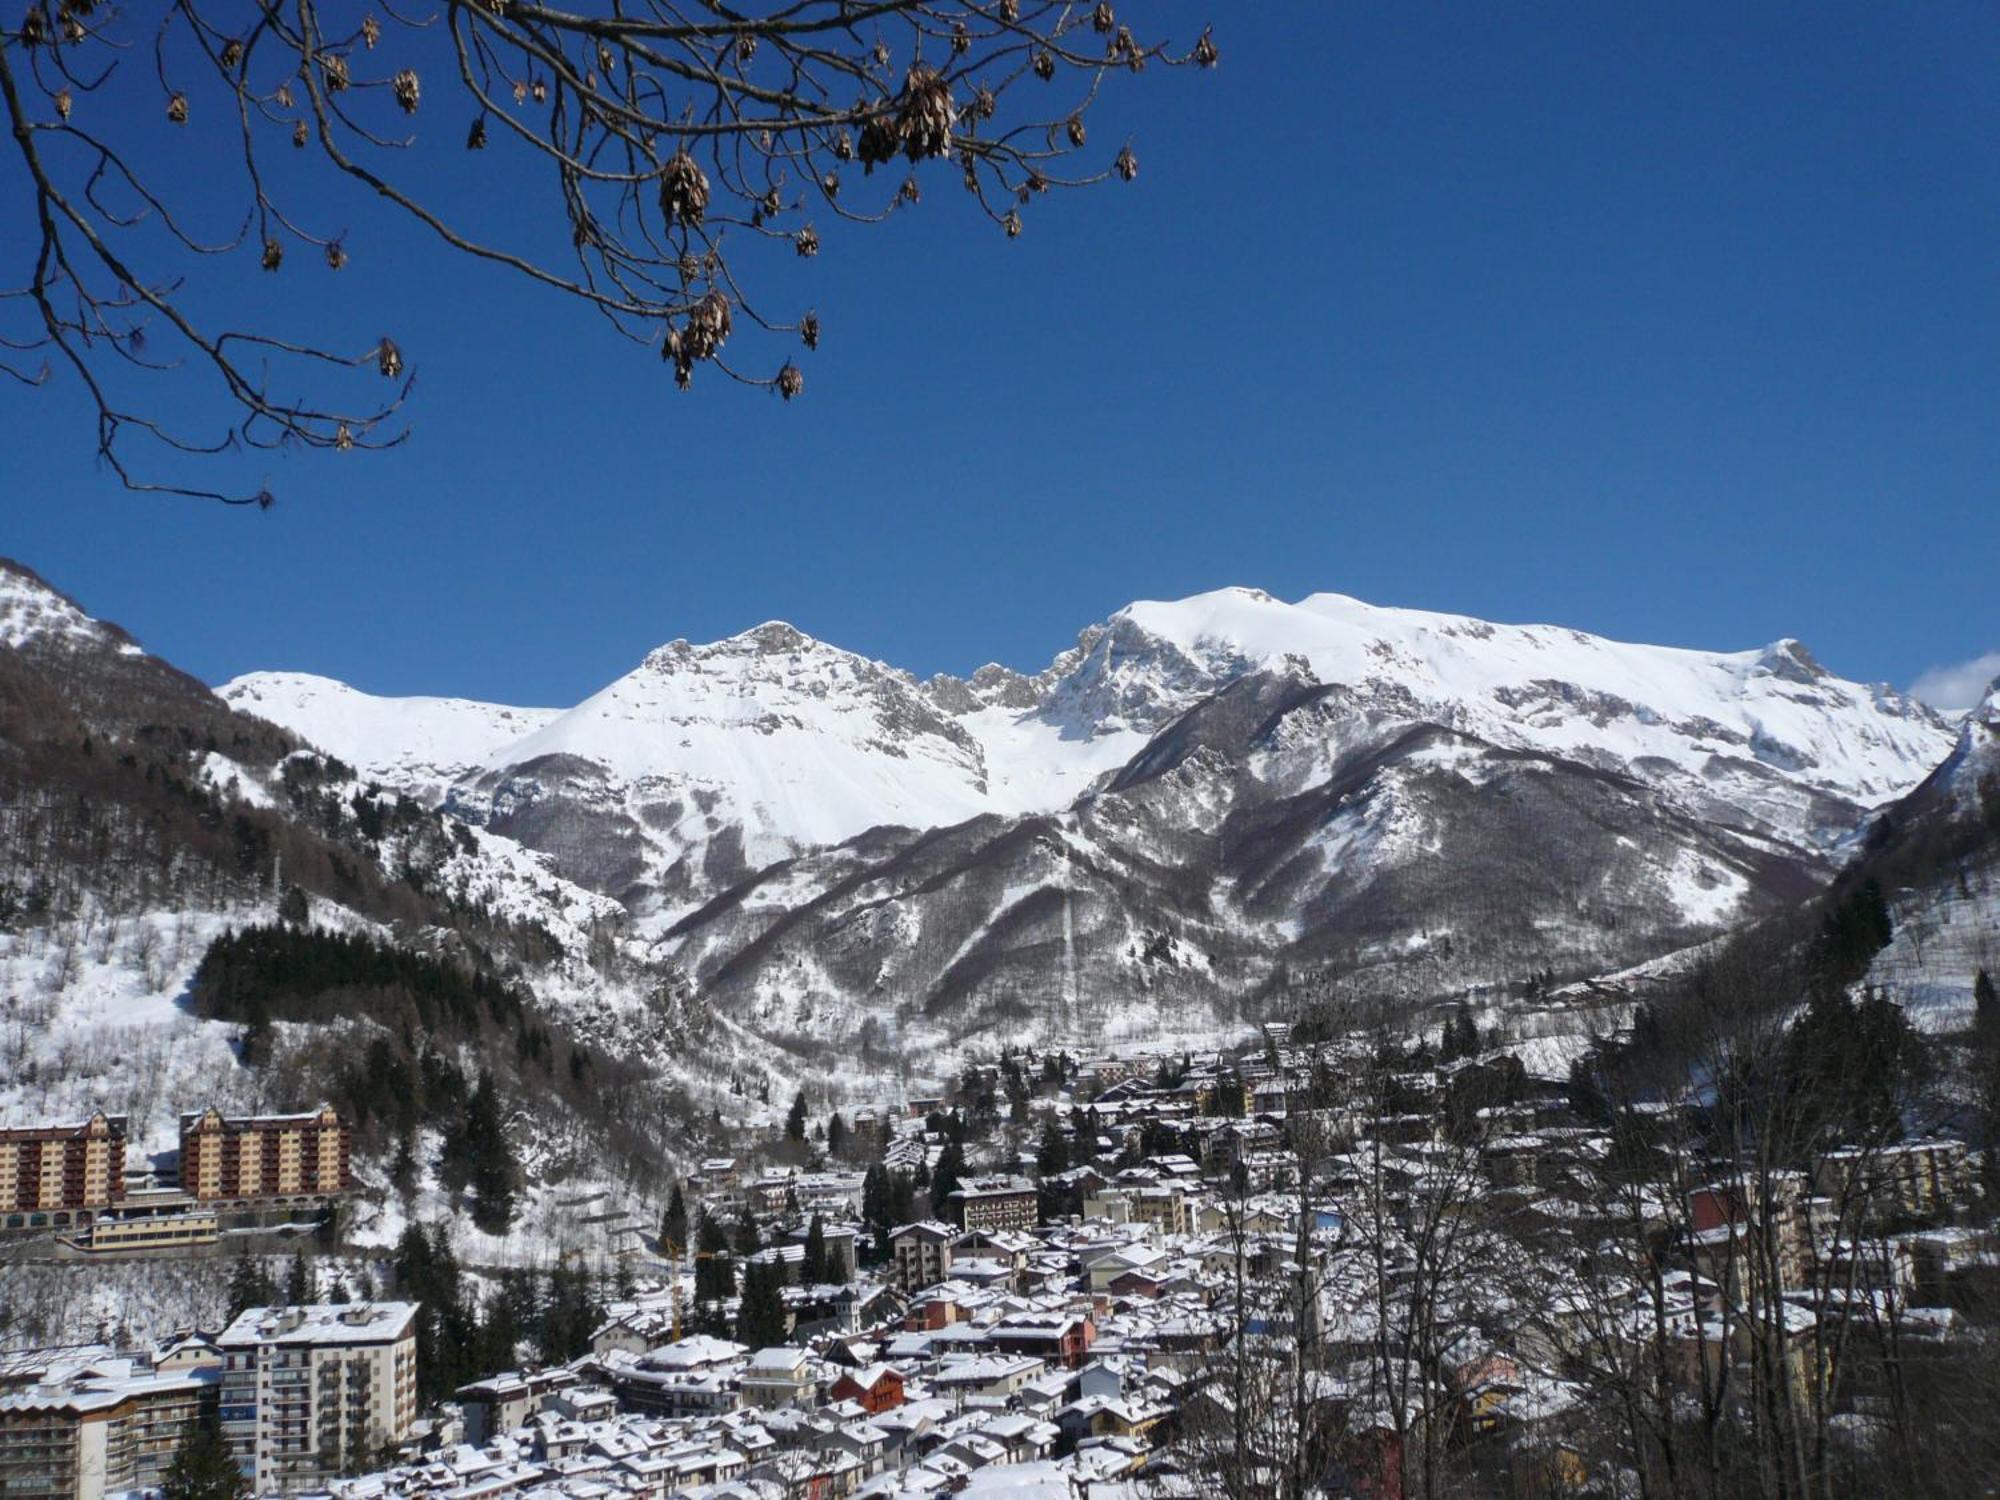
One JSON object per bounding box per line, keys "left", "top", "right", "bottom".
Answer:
{"left": 1910, "top": 651, "right": 2000, "bottom": 714}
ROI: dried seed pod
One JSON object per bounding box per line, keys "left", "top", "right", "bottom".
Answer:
{"left": 377, "top": 337, "right": 403, "bottom": 378}
{"left": 292, "top": 119, "right": 308, "bottom": 147}
{"left": 220, "top": 37, "right": 243, "bottom": 68}
{"left": 596, "top": 43, "right": 613, "bottom": 74}
{"left": 334, "top": 423, "right": 354, "bottom": 451}
{"left": 666, "top": 331, "right": 691, "bottom": 390}
{"left": 856, "top": 113, "right": 898, "bottom": 172}
{"left": 1092, "top": 3, "right": 1114, "bottom": 34}
{"left": 897, "top": 65, "right": 955, "bottom": 162}
{"left": 999, "top": 0, "right": 1018, "bottom": 20}
{"left": 530, "top": 77, "right": 546, "bottom": 104}
{"left": 20, "top": 5, "right": 46, "bottom": 46}
{"left": 166, "top": 91, "right": 189, "bottom": 124}
{"left": 794, "top": 226, "right": 819, "bottom": 257}
{"left": 1001, "top": 207, "right": 1021, "bottom": 238}
{"left": 1027, "top": 169, "right": 1048, "bottom": 194}
{"left": 1115, "top": 143, "right": 1137, "bottom": 181}
{"left": 1033, "top": 50, "right": 1054, "bottom": 81}
{"left": 681, "top": 289, "right": 732, "bottom": 361}
{"left": 659, "top": 148, "right": 709, "bottom": 227}
{"left": 872, "top": 39, "right": 889, "bottom": 69}
{"left": 274, "top": 83, "right": 293, "bottom": 108}
{"left": 54, "top": 86, "right": 72, "bottom": 118}
{"left": 761, "top": 186, "right": 781, "bottom": 218}
{"left": 392, "top": 68, "right": 420, "bottom": 113}
{"left": 360, "top": 14, "right": 379, "bottom": 48}
{"left": 951, "top": 22, "right": 969, "bottom": 55}
{"left": 325, "top": 240, "right": 348, "bottom": 270}
{"left": 776, "top": 362, "right": 803, "bottom": 401}
{"left": 1194, "top": 27, "right": 1218, "bottom": 67}
{"left": 800, "top": 312, "right": 820, "bottom": 351}
{"left": 972, "top": 85, "right": 995, "bottom": 121}
{"left": 256, "top": 488, "right": 275, "bottom": 511}
{"left": 1065, "top": 114, "right": 1085, "bottom": 148}
{"left": 261, "top": 238, "right": 283, "bottom": 271}
{"left": 321, "top": 53, "right": 348, "bottom": 91}
{"left": 898, "top": 175, "right": 920, "bottom": 205}
{"left": 511, "top": 80, "right": 527, "bottom": 105}
{"left": 466, "top": 114, "right": 487, "bottom": 149}
{"left": 59, "top": 11, "right": 78, "bottom": 41}
{"left": 820, "top": 170, "right": 841, "bottom": 199}
{"left": 831, "top": 128, "right": 853, "bottom": 161}
{"left": 736, "top": 33, "right": 756, "bottom": 62}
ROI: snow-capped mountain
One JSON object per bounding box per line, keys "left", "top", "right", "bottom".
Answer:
{"left": 227, "top": 586, "right": 1950, "bottom": 920}
{"left": 207, "top": 582, "right": 1956, "bottom": 1062}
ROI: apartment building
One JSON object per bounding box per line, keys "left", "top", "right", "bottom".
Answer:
{"left": 0, "top": 1114, "right": 126, "bottom": 1229}
{"left": 215, "top": 1302, "right": 418, "bottom": 1492}
{"left": 179, "top": 1105, "right": 353, "bottom": 1206}
{"left": 891, "top": 1221, "right": 956, "bottom": 1293}
{"left": 947, "top": 1175, "right": 1040, "bottom": 1233}
{"left": 0, "top": 1356, "right": 216, "bottom": 1500}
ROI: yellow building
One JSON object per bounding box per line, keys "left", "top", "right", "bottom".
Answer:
{"left": 0, "top": 1114, "right": 126, "bottom": 1230}
{"left": 178, "top": 1106, "right": 351, "bottom": 1206}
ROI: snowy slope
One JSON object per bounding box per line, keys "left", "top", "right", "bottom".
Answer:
{"left": 1861, "top": 679, "right": 2000, "bottom": 1031}
{"left": 221, "top": 672, "right": 559, "bottom": 802}
{"left": 1, "top": 561, "right": 142, "bottom": 655}
{"left": 1035, "top": 587, "right": 1947, "bottom": 823}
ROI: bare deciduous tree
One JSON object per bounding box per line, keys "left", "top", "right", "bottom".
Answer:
{"left": 1, "top": 0, "right": 1217, "bottom": 502}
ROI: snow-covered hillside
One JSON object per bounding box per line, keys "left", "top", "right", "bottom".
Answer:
{"left": 5, "top": 554, "right": 1972, "bottom": 1112}
{"left": 220, "top": 673, "right": 559, "bottom": 803}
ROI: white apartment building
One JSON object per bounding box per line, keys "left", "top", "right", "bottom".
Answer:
{"left": 216, "top": 1302, "right": 418, "bottom": 1492}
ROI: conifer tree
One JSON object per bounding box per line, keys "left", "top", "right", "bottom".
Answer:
{"left": 460, "top": 1071, "right": 517, "bottom": 1236}
{"left": 1036, "top": 1119, "right": 1070, "bottom": 1178}
{"left": 826, "top": 1112, "right": 848, "bottom": 1159}
{"left": 284, "top": 1248, "right": 311, "bottom": 1306}
{"left": 931, "top": 1140, "right": 966, "bottom": 1220}
{"left": 734, "top": 1260, "right": 787, "bottom": 1350}
{"left": 785, "top": 1088, "right": 809, "bottom": 1143}
{"left": 801, "top": 1215, "right": 829, "bottom": 1286}
{"left": 1976, "top": 969, "right": 1999, "bottom": 1040}
{"left": 160, "top": 1421, "right": 248, "bottom": 1500}
{"left": 661, "top": 1182, "right": 689, "bottom": 1254}
{"left": 693, "top": 1213, "right": 735, "bottom": 1307}
{"left": 225, "top": 1254, "right": 274, "bottom": 1321}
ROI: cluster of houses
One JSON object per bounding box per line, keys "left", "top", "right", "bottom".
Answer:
{"left": 5, "top": 1029, "right": 1994, "bottom": 1498}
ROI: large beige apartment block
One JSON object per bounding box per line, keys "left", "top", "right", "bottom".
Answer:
{"left": 216, "top": 1302, "right": 419, "bottom": 1493}
{"left": 179, "top": 1106, "right": 352, "bottom": 1206}
{"left": 0, "top": 1114, "right": 127, "bottom": 1229}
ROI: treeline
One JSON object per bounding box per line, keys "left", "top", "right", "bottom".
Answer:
{"left": 191, "top": 922, "right": 529, "bottom": 1042}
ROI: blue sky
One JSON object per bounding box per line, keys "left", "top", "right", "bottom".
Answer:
{"left": 5, "top": 3, "right": 1998, "bottom": 709}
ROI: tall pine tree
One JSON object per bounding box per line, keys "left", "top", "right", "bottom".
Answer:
{"left": 800, "top": 1215, "right": 828, "bottom": 1286}
{"left": 734, "top": 1259, "right": 787, "bottom": 1349}
{"left": 160, "top": 1421, "right": 248, "bottom": 1500}
{"left": 661, "top": 1182, "right": 689, "bottom": 1254}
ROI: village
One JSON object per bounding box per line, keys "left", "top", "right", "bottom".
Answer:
{"left": 4, "top": 1015, "right": 1995, "bottom": 1499}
